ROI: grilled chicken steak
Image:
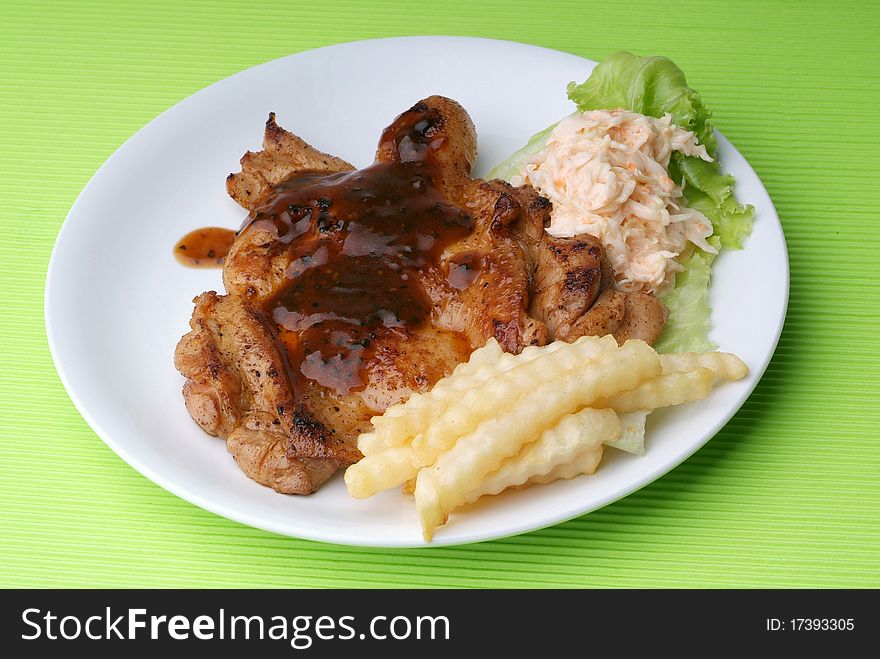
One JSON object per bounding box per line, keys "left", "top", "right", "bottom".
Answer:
{"left": 175, "top": 96, "right": 667, "bottom": 494}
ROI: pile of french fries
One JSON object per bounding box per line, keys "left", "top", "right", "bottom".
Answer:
{"left": 345, "top": 336, "right": 747, "bottom": 541}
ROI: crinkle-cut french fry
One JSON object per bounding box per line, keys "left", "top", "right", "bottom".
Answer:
{"left": 367, "top": 339, "right": 503, "bottom": 423}
{"left": 367, "top": 337, "right": 601, "bottom": 452}
{"left": 463, "top": 408, "right": 619, "bottom": 503}
{"left": 660, "top": 352, "right": 748, "bottom": 380}
{"left": 604, "top": 410, "right": 650, "bottom": 455}
{"left": 357, "top": 344, "right": 504, "bottom": 455}
{"left": 381, "top": 338, "right": 503, "bottom": 422}
{"left": 411, "top": 335, "right": 628, "bottom": 467}
{"left": 344, "top": 446, "right": 414, "bottom": 499}
{"left": 357, "top": 431, "right": 388, "bottom": 456}
{"left": 593, "top": 368, "right": 715, "bottom": 413}
{"left": 352, "top": 436, "right": 421, "bottom": 494}
{"left": 372, "top": 339, "right": 505, "bottom": 432}
{"left": 414, "top": 340, "right": 659, "bottom": 539}
{"left": 363, "top": 339, "right": 547, "bottom": 453}
{"left": 354, "top": 337, "right": 619, "bottom": 494}
{"left": 414, "top": 471, "right": 445, "bottom": 540}
{"left": 528, "top": 445, "right": 605, "bottom": 485}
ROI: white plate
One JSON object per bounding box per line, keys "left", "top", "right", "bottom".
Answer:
{"left": 45, "top": 36, "right": 788, "bottom": 547}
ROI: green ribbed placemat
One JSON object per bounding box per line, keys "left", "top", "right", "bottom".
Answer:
{"left": 2, "top": 0, "right": 878, "bottom": 588}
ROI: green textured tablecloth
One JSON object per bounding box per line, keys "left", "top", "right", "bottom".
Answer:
{"left": 2, "top": 0, "right": 878, "bottom": 588}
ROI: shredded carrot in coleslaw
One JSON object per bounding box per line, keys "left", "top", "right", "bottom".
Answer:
{"left": 511, "top": 110, "right": 716, "bottom": 294}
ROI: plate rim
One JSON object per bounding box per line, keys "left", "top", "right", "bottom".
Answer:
{"left": 44, "top": 35, "right": 790, "bottom": 548}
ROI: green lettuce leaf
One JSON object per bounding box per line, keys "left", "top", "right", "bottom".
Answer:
{"left": 566, "top": 51, "right": 716, "bottom": 154}
{"left": 652, "top": 244, "right": 717, "bottom": 353}
{"left": 683, "top": 186, "right": 754, "bottom": 250}
{"left": 487, "top": 123, "right": 558, "bottom": 182}
{"left": 566, "top": 51, "right": 753, "bottom": 251}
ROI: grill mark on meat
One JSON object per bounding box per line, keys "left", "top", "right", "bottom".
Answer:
{"left": 491, "top": 193, "right": 520, "bottom": 231}
{"left": 564, "top": 267, "right": 601, "bottom": 294}
{"left": 531, "top": 195, "right": 552, "bottom": 211}
{"left": 492, "top": 318, "right": 521, "bottom": 352}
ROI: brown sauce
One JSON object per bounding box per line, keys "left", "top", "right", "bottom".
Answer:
{"left": 241, "top": 104, "right": 475, "bottom": 396}
{"left": 174, "top": 227, "right": 236, "bottom": 268}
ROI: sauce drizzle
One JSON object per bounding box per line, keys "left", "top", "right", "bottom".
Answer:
{"left": 174, "top": 227, "right": 236, "bottom": 268}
